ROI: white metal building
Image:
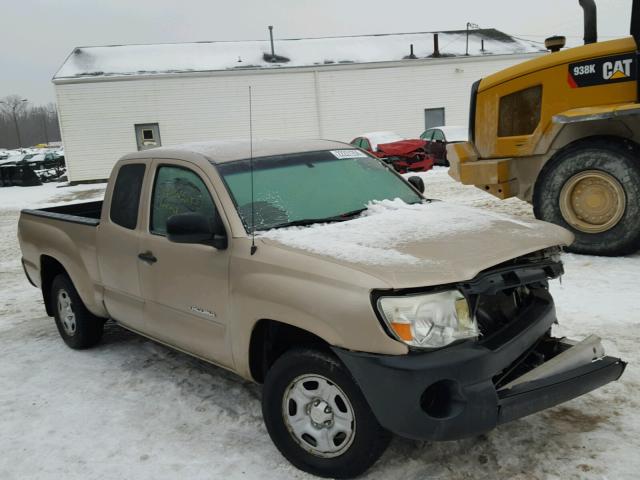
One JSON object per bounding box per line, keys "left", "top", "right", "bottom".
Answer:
{"left": 53, "top": 29, "right": 542, "bottom": 182}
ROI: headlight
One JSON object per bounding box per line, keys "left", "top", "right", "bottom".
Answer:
{"left": 377, "top": 290, "right": 478, "bottom": 349}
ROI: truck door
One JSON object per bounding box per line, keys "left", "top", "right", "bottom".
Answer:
{"left": 97, "top": 161, "right": 147, "bottom": 331}
{"left": 138, "top": 159, "right": 233, "bottom": 368}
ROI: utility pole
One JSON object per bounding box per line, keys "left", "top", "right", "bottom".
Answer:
{"left": 0, "top": 97, "right": 28, "bottom": 147}
{"left": 41, "top": 109, "right": 49, "bottom": 144}
{"left": 466, "top": 22, "right": 479, "bottom": 56}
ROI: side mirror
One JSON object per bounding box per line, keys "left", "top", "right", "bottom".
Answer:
{"left": 167, "top": 212, "right": 227, "bottom": 249}
{"left": 407, "top": 175, "right": 425, "bottom": 193}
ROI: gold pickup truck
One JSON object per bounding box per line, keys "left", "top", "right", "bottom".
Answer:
{"left": 18, "top": 140, "right": 625, "bottom": 478}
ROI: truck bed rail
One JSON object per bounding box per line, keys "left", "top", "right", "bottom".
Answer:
{"left": 21, "top": 200, "right": 103, "bottom": 226}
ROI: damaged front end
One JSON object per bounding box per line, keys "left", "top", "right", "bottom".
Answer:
{"left": 333, "top": 249, "right": 626, "bottom": 441}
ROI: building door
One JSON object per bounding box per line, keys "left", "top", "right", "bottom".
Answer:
{"left": 135, "top": 123, "right": 161, "bottom": 151}
{"left": 424, "top": 108, "right": 445, "bottom": 130}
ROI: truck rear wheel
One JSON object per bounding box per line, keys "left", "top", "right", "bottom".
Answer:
{"left": 262, "top": 348, "right": 390, "bottom": 478}
{"left": 533, "top": 139, "right": 640, "bottom": 256}
{"left": 51, "top": 274, "right": 104, "bottom": 349}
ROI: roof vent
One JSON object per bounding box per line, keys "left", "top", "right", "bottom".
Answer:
{"left": 263, "top": 25, "right": 290, "bottom": 63}
{"left": 404, "top": 44, "right": 418, "bottom": 59}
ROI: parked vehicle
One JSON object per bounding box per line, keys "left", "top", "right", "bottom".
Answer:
{"left": 18, "top": 140, "right": 625, "bottom": 478}
{"left": 420, "top": 125, "right": 468, "bottom": 166}
{"left": 0, "top": 150, "right": 65, "bottom": 186}
{"left": 350, "top": 131, "right": 433, "bottom": 173}
{"left": 448, "top": 0, "right": 640, "bottom": 256}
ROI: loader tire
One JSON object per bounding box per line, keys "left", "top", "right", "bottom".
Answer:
{"left": 533, "top": 139, "right": 640, "bottom": 256}
{"left": 51, "top": 274, "right": 104, "bottom": 349}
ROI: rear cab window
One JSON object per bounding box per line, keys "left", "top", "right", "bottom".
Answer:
{"left": 110, "top": 163, "right": 146, "bottom": 229}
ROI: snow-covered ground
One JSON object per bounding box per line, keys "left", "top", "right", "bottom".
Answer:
{"left": 1, "top": 168, "right": 639, "bottom": 479}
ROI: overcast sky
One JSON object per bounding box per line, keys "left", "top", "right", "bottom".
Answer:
{"left": 0, "top": 0, "right": 633, "bottom": 105}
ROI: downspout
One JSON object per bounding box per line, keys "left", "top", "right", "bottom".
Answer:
{"left": 579, "top": 0, "right": 598, "bottom": 44}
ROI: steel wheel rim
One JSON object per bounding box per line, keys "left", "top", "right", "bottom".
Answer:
{"left": 282, "top": 374, "right": 356, "bottom": 458}
{"left": 559, "top": 170, "right": 626, "bottom": 233}
{"left": 57, "top": 289, "right": 76, "bottom": 336}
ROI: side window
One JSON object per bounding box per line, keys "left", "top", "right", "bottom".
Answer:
{"left": 350, "top": 138, "right": 361, "bottom": 147}
{"left": 150, "top": 165, "right": 216, "bottom": 235}
{"left": 110, "top": 163, "right": 146, "bottom": 230}
{"left": 432, "top": 130, "right": 446, "bottom": 142}
{"left": 421, "top": 130, "right": 434, "bottom": 141}
{"left": 498, "top": 85, "right": 542, "bottom": 137}
{"left": 361, "top": 138, "right": 371, "bottom": 151}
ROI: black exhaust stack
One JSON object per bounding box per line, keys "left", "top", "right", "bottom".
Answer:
{"left": 579, "top": 0, "right": 598, "bottom": 44}
{"left": 632, "top": 0, "right": 639, "bottom": 47}
{"left": 632, "top": 0, "right": 639, "bottom": 102}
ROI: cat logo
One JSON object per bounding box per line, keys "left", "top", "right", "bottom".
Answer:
{"left": 568, "top": 53, "right": 636, "bottom": 88}
{"left": 603, "top": 58, "right": 634, "bottom": 80}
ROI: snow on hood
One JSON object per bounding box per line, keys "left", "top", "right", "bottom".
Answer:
{"left": 260, "top": 199, "right": 574, "bottom": 287}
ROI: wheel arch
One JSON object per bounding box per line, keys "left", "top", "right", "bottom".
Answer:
{"left": 248, "top": 319, "right": 333, "bottom": 384}
{"left": 40, "top": 255, "right": 69, "bottom": 316}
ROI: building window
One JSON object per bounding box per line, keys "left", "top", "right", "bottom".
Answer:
{"left": 135, "top": 123, "right": 161, "bottom": 151}
{"left": 424, "top": 108, "right": 445, "bottom": 130}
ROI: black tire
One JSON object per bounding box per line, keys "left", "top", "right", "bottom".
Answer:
{"left": 533, "top": 138, "right": 640, "bottom": 256}
{"left": 51, "top": 274, "right": 104, "bottom": 349}
{"left": 262, "top": 348, "right": 391, "bottom": 478}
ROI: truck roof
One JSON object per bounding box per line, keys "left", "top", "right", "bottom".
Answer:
{"left": 121, "top": 139, "right": 352, "bottom": 165}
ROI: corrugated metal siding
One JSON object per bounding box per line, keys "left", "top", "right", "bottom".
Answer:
{"left": 56, "top": 55, "right": 537, "bottom": 182}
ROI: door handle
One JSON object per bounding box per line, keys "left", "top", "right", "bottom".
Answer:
{"left": 138, "top": 252, "right": 157, "bottom": 264}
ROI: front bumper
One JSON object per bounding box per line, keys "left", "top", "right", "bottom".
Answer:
{"left": 447, "top": 141, "right": 518, "bottom": 199}
{"left": 333, "top": 294, "right": 625, "bottom": 441}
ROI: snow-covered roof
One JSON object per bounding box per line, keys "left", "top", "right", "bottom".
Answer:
{"left": 54, "top": 29, "right": 542, "bottom": 81}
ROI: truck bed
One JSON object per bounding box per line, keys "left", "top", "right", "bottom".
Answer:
{"left": 21, "top": 200, "right": 103, "bottom": 226}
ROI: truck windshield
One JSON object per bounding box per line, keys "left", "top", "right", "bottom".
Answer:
{"left": 217, "top": 149, "right": 423, "bottom": 231}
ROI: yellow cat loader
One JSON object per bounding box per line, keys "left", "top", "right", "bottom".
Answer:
{"left": 449, "top": 0, "right": 639, "bottom": 256}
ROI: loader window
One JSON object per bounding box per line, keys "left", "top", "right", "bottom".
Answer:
{"left": 498, "top": 85, "right": 542, "bottom": 137}
{"left": 110, "top": 163, "right": 146, "bottom": 230}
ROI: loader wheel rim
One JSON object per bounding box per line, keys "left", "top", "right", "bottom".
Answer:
{"left": 559, "top": 170, "right": 626, "bottom": 234}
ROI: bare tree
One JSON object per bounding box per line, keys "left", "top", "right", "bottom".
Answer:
{"left": 0, "top": 95, "right": 28, "bottom": 147}
{"left": 0, "top": 95, "right": 61, "bottom": 149}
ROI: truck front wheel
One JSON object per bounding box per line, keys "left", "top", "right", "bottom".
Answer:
{"left": 50, "top": 274, "right": 104, "bottom": 349}
{"left": 533, "top": 139, "right": 640, "bottom": 256}
{"left": 262, "top": 348, "right": 390, "bottom": 478}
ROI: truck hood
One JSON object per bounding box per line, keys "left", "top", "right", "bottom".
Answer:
{"left": 259, "top": 199, "right": 574, "bottom": 289}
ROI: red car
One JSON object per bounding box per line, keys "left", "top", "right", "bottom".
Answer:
{"left": 350, "top": 131, "right": 434, "bottom": 173}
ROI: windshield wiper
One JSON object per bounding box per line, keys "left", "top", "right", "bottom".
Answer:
{"left": 269, "top": 207, "right": 367, "bottom": 230}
